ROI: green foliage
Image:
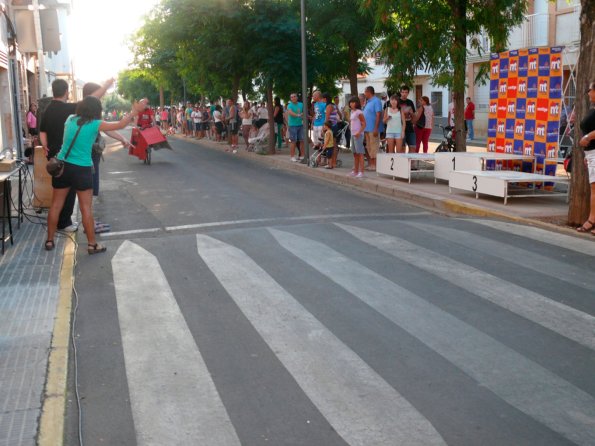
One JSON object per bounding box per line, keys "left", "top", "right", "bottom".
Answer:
{"left": 101, "top": 92, "right": 131, "bottom": 113}
{"left": 126, "top": 0, "right": 380, "bottom": 104}
{"left": 307, "top": 0, "right": 376, "bottom": 95}
{"left": 117, "top": 68, "right": 160, "bottom": 104}
{"left": 368, "top": 0, "right": 529, "bottom": 90}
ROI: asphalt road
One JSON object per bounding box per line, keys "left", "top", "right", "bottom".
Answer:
{"left": 65, "top": 132, "right": 595, "bottom": 446}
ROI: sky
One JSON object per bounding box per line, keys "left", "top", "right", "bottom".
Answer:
{"left": 69, "top": 0, "right": 160, "bottom": 83}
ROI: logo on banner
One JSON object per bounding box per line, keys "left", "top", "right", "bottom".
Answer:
{"left": 489, "top": 101, "right": 497, "bottom": 114}
{"left": 507, "top": 78, "right": 518, "bottom": 98}
{"left": 499, "top": 80, "right": 508, "bottom": 96}
{"left": 500, "top": 59, "right": 509, "bottom": 78}
{"left": 509, "top": 60, "right": 518, "bottom": 73}
{"left": 488, "top": 140, "right": 496, "bottom": 152}
{"left": 497, "top": 120, "right": 506, "bottom": 135}
{"left": 525, "top": 120, "right": 535, "bottom": 140}
{"left": 519, "top": 55, "right": 528, "bottom": 77}
{"left": 527, "top": 100, "right": 537, "bottom": 118}
{"left": 550, "top": 77, "right": 562, "bottom": 98}
{"left": 547, "top": 121, "right": 559, "bottom": 142}
{"left": 490, "top": 80, "right": 499, "bottom": 98}
{"left": 527, "top": 77, "right": 538, "bottom": 97}
{"left": 524, "top": 142, "right": 533, "bottom": 156}
{"left": 546, "top": 144, "right": 557, "bottom": 158}
{"left": 550, "top": 101, "right": 560, "bottom": 116}
{"left": 516, "top": 99, "right": 526, "bottom": 119}
{"left": 504, "top": 141, "right": 514, "bottom": 153}
{"left": 536, "top": 98, "right": 549, "bottom": 122}
{"left": 536, "top": 123, "right": 546, "bottom": 138}
{"left": 505, "top": 119, "right": 515, "bottom": 139}
{"left": 534, "top": 142, "right": 546, "bottom": 156}
{"left": 515, "top": 121, "right": 524, "bottom": 135}
{"left": 528, "top": 56, "right": 538, "bottom": 72}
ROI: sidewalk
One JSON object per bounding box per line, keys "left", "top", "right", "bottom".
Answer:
{"left": 175, "top": 134, "right": 575, "bottom": 231}
{"left": 0, "top": 217, "right": 74, "bottom": 446}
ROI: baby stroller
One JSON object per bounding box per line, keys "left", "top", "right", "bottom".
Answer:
{"left": 309, "top": 127, "right": 344, "bottom": 168}
{"left": 248, "top": 122, "right": 269, "bottom": 152}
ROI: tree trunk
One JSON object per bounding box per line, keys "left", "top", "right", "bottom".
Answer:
{"left": 232, "top": 75, "right": 240, "bottom": 102}
{"left": 347, "top": 42, "right": 359, "bottom": 97}
{"left": 568, "top": 0, "right": 594, "bottom": 225}
{"left": 159, "top": 86, "right": 164, "bottom": 108}
{"left": 451, "top": 0, "right": 468, "bottom": 152}
{"left": 266, "top": 82, "right": 275, "bottom": 154}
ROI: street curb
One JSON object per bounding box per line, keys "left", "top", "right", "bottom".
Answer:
{"left": 37, "top": 236, "right": 76, "bottom": 446}
{"left": 172, "top": 135, "right": 584, "bottom": 238}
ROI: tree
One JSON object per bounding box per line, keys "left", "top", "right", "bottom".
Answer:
{"left": 102, "top": 92, "right": 131, "bottom": 114}
{"left": 368, "top": 0, "right": 528, "bottom": 151}
{"left": 567, "top": 0, "right": 594, "bottom": 225}
{"left": 117, "top": 68, "right": 160, "bottom": 104}
{"left": 308, "top": 0, "right": 377, "bottom": 96}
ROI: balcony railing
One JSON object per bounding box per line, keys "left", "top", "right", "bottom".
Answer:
{"left": 555, "top": 5, "right": 580, "bottom": 46}
{"left": 507, "top": 13, "right": 549, "bottom": 50}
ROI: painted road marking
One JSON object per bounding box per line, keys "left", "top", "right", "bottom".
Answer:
{"left": 166, "top": 212, "right": 428, "bottom": 232}
{"left": 270, "top": 228, "right": 595, "bottom": 446}
{"left": 466, "top": 219, "right": 595, "bottom": 257}
{"left": 196, "top": 234, "right": 446, "bottom": 446}
{"left": 101, "top": 212, "right": 429, "bottom": 238}
{"left": 338, "top": 222, "right": 595, "bottom": 351}
{"left": 413, "top": 221, "right": 595, "bottom": 290}
{"left": 112, "top": 241, "right": 240, "bottom": 446}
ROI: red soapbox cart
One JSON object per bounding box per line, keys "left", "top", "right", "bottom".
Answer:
{"left": 129, "top": 126, "right": 172, "bottom": 165}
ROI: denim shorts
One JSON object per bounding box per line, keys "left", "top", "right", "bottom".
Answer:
{"left": 288, "top": 125, "right": 303, "bottom": 142}
{"left": 386, "top": 132, "right": 402, "bottom": 139}
{"left": 351, "top": 134, "right": 365, "bottom": 154}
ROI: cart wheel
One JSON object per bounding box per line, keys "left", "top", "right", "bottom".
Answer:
{"left": 146, "top": 147, "right": 152, "bottom": 165}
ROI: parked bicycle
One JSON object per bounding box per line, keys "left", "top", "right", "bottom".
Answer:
{"left": 435, "top": 125, "right": 456, "bottom": 152}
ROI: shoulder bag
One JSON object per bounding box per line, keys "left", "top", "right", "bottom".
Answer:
{"left": 416, "top": 106, "right": 426, "bottom": 128}
{"left": 46, "top": 124, "right": 83, "bottom": 178}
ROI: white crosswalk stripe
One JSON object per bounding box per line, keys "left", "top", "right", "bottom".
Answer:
{"left": 105, "top": 222, "right": 595, "bottom": 446}
{"left": 112, "top": 241, "right": 241, "bottom": 446}
{"left": 465, "top": 219, "right": 595, "bottom": 257}
{"left": 410, "top": 221, "right": 595, "bottom": 291}
{"left": 269, "top": 228, "right": 595, "bottom": 446}
{"left": 336, "top": 222, "right": 595, "bottom": 351}
{"left": 195, "top": 234, "right": 447, "bottom": 446}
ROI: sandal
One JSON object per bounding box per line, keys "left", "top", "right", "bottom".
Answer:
{"left": 88, "top": 243, "right": 107, "bottom": 255}
{"left": 576, "top": 220, "right": 595, "bottom": 233}
{"left": 44, "top": 240, "right": 55, "bottom": 251}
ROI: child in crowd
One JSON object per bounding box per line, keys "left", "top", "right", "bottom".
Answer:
{"left": 383, "top": 94, "right": 406, "bottom": 153}
{"left": 322, "top": 121, "right": 335, "bottom": 169}
{"left": 349, "top": 97, "right": 366, "bottom": 178}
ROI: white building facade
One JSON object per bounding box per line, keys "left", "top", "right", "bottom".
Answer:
{"left": 339, "top": 0, "right": 581, "bottom": 139}
{"left": 0, "top": 0, "right": 74, "bottom": 155}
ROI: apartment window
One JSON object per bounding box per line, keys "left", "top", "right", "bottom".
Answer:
{"left": 431, "top": 92, "right": 443, "bottom": 117}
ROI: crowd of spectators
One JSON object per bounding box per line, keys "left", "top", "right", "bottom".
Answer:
{"left": 130, "top": 84, "right": 443, "bottom": 175}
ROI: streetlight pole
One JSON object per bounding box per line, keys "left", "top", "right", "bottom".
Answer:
{"left": 300, "top": 0, "right": 309, "bottom": 164}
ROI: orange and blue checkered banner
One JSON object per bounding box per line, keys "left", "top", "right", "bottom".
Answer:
{"left": 487, "top": 47, "right": 563, "bottom": 176}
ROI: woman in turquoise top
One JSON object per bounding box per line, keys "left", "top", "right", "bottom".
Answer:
{"left": 46, "top": 96, "right": 146, "bottom": 254}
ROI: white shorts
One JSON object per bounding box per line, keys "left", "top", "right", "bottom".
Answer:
{"left": 586, "top": 150, "right": 595, "bottom": 183}
{"left": 312, "top": 126, "right": 324, "bottom": 145}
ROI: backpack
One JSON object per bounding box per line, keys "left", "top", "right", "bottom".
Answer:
{"left": 91, "top": 133, "right": 105, "bottom": 157}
